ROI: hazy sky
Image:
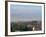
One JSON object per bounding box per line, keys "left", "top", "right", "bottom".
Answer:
{"left": 10, "top": 4, "right": 42, "bottom": 22}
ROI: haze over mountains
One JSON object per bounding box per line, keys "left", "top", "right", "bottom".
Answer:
{"left": 10, "top": 5, "right": 42, "bottom": 22}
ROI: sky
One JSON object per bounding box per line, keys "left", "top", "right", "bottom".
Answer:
{"left": 10, "top": 4, "right": 42, "bottom": 22}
